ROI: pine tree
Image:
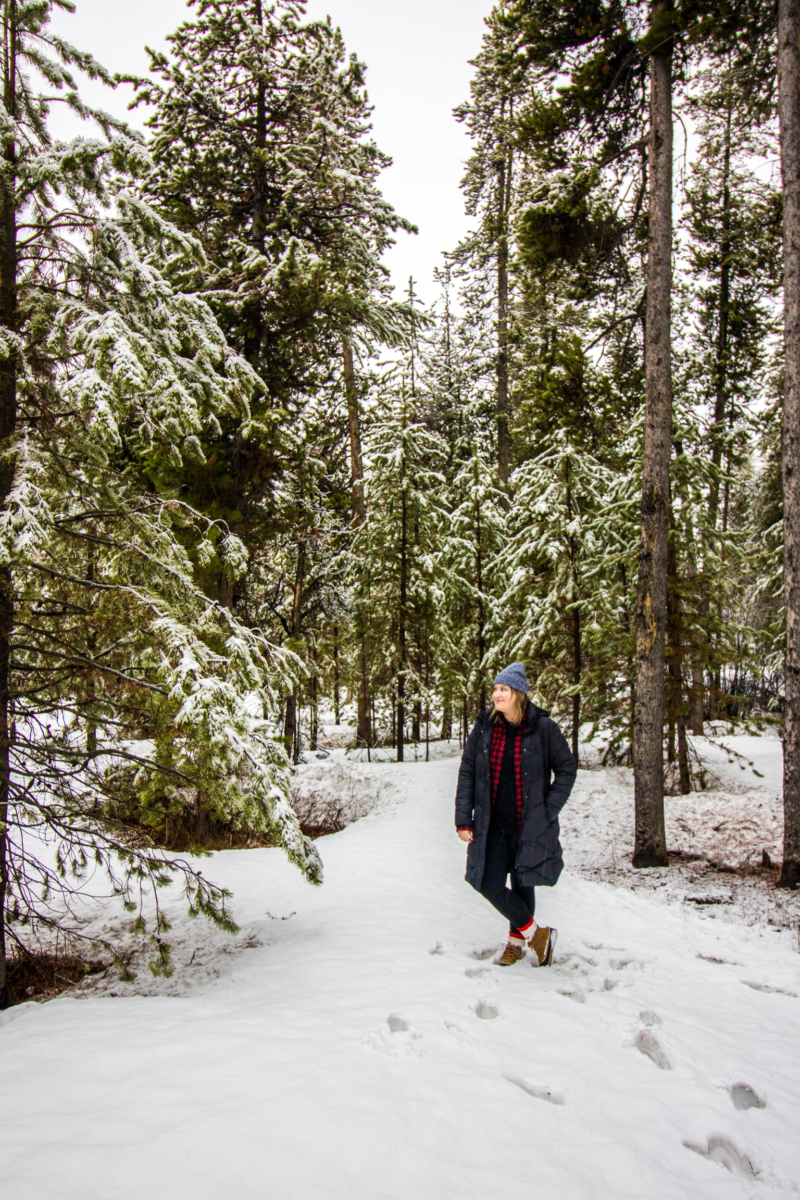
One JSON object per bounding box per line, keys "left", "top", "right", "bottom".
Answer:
{"left": 0, "top": 1, "right": 321, "bottom": 1007}
{"left": 454, "top": 5, "right": 530, "bottom": 487}
{"left": 439, "top": 446, "right": 507, "bottom": 719}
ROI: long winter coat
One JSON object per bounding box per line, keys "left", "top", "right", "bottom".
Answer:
{"left": 454, "top": 701, "right": 577, "bottom": 889}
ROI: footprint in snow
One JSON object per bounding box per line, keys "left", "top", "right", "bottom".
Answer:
{"left": 639, "top": 1010, "right": 662, "bottom": 1027}
{"left": 470, "top": 946, "right": 499, "bottom": 961}
{"left": 635, "top": 1028, "right": 672, "bottom": 1070}
{"left": 475, "top": 999, "right": 499, "bottom": 1020}
{"left": 444, "top": 1020, "right": 478, "bottom": 1048}
{"left": 730, "top": 1083, "right": 766, "bottom": 1111}
{"left": 683, "top": 1135, "right": 759, "bottom": 1180}
{"left": 557, "top": 989, "right": 586, "bottom": 1004}
{"left": 742, "top": 980, "right": 798, "bottom": 997}
{"left": 428, "top": 941, "right": 445, "bottom": 956}
{"left": 365, "top": 1014, "right": 423, "bottom": 1058}
{"left": 465, "top": 966, "right": 491, "bottom": 978}
{"left": 505, "top": 1076, "right": 565, "bottom": 1105}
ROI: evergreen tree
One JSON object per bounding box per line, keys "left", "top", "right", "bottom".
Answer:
{"left": 0, "top": 0, "right": 320, "bottom": 1007}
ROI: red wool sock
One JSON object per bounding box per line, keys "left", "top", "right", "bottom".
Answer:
{"left": 509, "top": 917, "right": 537, "bottom": 944}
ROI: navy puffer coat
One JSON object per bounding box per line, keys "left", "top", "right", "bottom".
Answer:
{"left": 454, "top": 701, "right": 577, "bottom": 889}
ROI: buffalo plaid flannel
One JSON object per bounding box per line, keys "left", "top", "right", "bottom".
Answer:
{"left": 490, "top": 715, "right": 527, "bottom": 831}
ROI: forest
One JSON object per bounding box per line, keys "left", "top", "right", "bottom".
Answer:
{"left": 1, "top": 0, "right": 799, "bottom": 1006}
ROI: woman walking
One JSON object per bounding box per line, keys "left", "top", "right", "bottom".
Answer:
{"left": 455, "top": 663, "right": 577, "bottom": 966}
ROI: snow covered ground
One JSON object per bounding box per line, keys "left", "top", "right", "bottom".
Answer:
{"left": 2, "top": 739, "right": 800, "bottom": 1199}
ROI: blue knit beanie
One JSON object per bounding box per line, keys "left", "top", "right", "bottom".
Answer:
{"left": 493, "top": 662, "right": 529, "bottom": 694}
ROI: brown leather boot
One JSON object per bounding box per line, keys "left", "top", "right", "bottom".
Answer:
{"left": 529, "top": 926, "right": 557, "bottom": 966}
{"left": 498, "top": 941, "right": 525, "bottom": 966}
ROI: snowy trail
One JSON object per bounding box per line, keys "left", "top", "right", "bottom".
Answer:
{"left": 2, "top": 757, "right": 800, "bottom": 1200}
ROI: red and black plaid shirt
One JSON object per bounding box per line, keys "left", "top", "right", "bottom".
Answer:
{"left": 489, "top": 715, "right": 527, "bottom": 831}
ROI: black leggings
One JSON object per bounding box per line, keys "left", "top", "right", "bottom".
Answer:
{"left": 479, "top": 825, "right": 535, "bottom": 932}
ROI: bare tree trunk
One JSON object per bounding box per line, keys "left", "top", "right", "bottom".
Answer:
{"left": 283, "top": 538, "right": 306, "bottom": 763}
{"left": 779, "top": 0, "right": 800, "bottom": 889}
{"left": 344, "top": 341, "right": 371, "bottom": 748}
{"left": 412, "top": 699, "right": 421, "bottom": 745}
{"left": 496, "top": 100, "right": 513, "bottom": 487}
{"left": 343, "top": 342, "right": 366, "bottom": 526}
{"left": 474, "top": 466, "right": 487, "bottom": 711}
{"left": 397, "top": 483, "right": 407, "bottom": 763}
{"left": 633, "top": 11, "right": 672, "bottom": 868}
{"left": 0, "top": 4, "right": 18, "bottom": 1008}
{"left": 689, "top": 91, "right": 734, "bottom": 736}
{"left": 572, "top": 604, "right": 581, "bottom": 764}
{"left": 440, "top": 694, "right": 452, "bottom": 741}
{"left": 332, "top": 622, "right": 341, "bottom": 726}
{"left": 667, "top": 517, "right": 691, "bottom": 794}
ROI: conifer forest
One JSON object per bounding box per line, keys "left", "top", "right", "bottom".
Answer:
{"left": 2, "top": 0, "right": 800, "bottom": 1013}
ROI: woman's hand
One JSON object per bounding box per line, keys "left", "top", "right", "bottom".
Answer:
{"left": 457, "top": 828, "right": 473, "bottom": 843}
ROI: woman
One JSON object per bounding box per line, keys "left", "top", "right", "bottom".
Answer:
{"left": 455, "top": 662, "right": 577, "bottom": 966}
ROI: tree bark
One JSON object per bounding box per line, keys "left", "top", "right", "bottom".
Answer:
{"left": 690, "top": 93, "right": 734, "bottom": 736}
{"left": 283, "top": 538, "right": 306, "bottom": 763}
{"left": 332, "top": 622, "right": 341, "bottom": 725}
{"left": 572, "top": 605, "right": 581, "bottom": 764}
{"left": 344, "top": 341, "right": 371, "bottom": 748}
{"left": 474, "top": 460, "right": 487, "bottom": 710}
{"left": 667, "top": 515, "right": 691, "bottom": 794}
{"left": 633, "top": 9, "right": 672, "bottom": 868}
{"left": 397, "top": 481, "right": 407, "bottom": 763}
{"left": 779, "top": 0, "right": 800, "bottom": 889}
{"left": 343, "top": 342, "right": 366, "bottom": 526}
{"left": 0, "top": 0, "right": 18, "bottom": 1008}
{"left": 496, "top": 99, "right": 513, "bottom": 487}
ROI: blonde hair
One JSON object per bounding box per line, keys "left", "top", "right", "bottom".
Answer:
{"left": 489, "top": 686, "right": 527, "bottom": 725}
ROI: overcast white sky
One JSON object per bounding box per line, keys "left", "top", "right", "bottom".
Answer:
{"left": 49, "top": 0, "right": 491, "bottom": 304}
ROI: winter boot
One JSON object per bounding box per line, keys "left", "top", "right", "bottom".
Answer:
{"left": 529, "top": 926, "right": 557, "bottom": 967}
{"left": 498, "top": 941, "right": 525, "bottom": 966}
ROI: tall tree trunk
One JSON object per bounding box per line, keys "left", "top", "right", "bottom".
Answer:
{"left": 440, "top": 694, "right": 452, "bottom": 741}
{"left": 344, "top": 341, "right": 371, "bottom": 748}
{"left": 0, "top": 2, "right": 18, "bottom": 1008}
{"left": 565, "top": 463, "right": 581, "bottom": 763}
{"left": 572, "top": 603, "right": 581, "bottom": 764}
{"left": 283, "top": 538, "right": 306, "bottom": 763}
{"left": 666, "top": 513, "right": 691, "bottom": 794}
{"left": 397, "top": 483, "right": 407, "bottom": 763}
{"left": 474, "top": 463, "right": 487, "bottom": 710}
{"left": 332, "top": 622, "right": 341, "bottom": 725}
{"left": 779, "top": 0, "right": 800, "bottom": 889}
{"left": 633, "top": 9, "right": 672, "bottom": 868}
{"left": 496, "top": 100, "right": 513, "bottom": 487}
{"left": 343, "top": 342, "right": 366, "bottom": 526}
{"left": 690, "top": 91, "right": 734, "bottom": 735}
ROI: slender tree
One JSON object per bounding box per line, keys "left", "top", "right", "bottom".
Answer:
{"left": 779, "top": 0, "right": 800, "bottom": 888}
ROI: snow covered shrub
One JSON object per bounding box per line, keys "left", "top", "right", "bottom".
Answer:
{"left": 290, "top": 762, "right": 388, "bottom": 837}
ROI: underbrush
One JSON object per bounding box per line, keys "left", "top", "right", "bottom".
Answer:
{"left": 4, "top": 948, "right": 104, "bottom": 1007}
{"left": 102, "top": 760, "right": 386, "bottom": 850}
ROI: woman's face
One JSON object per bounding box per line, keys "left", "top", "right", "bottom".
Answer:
{"left": 492, "top": 684, "right": 515, "bottom": 715}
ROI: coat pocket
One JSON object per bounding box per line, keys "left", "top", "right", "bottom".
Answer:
{"left": 518, "top": 816, "right": 560, "bottom": 870}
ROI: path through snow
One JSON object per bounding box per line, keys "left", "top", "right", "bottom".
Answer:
{"left": 2, "top": 754, "right": 800, "bottom": 1199}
